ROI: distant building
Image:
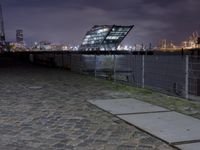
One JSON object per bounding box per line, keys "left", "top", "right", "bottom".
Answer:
{"left": 0, "top": 4, "right": 6, "bottom": 52}
{"left": 9, "top": 42, "right": 27, "bottom": 52}
{"left": 16, "top": 29, "right": 23, "bottom": 44}
{"left": 31, "top": 41, "right": 70, "bottom": 51}
{"left": 79, "top": 25, "right": 134, "bottom": 51}
{"left": 36, "top": 41, "right": 51, "bottom": 50}
{"left": 156, "top": 32, "right": 200, "bottom": 51}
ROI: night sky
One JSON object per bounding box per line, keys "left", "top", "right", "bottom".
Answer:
{"left": 1, "top": 0, "right": 200, "bottom": 46}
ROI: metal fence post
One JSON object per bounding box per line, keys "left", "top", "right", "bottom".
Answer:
{"left": 95, "top": 54, "right": 97, "bottom": 78}
{"left": 69, "top": 53, "right": 72, "bottom": 70}
{"left": 142, "top": 54, "right": 145, "bottom": 88}
{"left": 131, "top": 53, "right": 134, "bottom": 85}
{"left": 79, "top": 54, "right": 82, "bottom": 74}
{"left": 61, "top": 52, "right": 64, "bottom": 68}
{"left": 114, "top": 54, "right": 116, "bottom": 82}
{"left": 185, "top": 55, "right": 189, "bottom": 99}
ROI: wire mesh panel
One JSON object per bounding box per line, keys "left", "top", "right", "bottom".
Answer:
{"left": 63, "top": 53, "right": 71, "bottom": 70}
{"left": 81, "top": 55, "right": 96, "bottom": 75}
{"left": 70, "top": 54, "right": 82, "bottom": 73}
{"left": 29, "top": 54, "right": 34, "bottom": 63}
{"left": 30, "top": 51, "right": 200, "bottom": 101}
{"left": 132, "top": 55, "right": 143, "bottom": 87}
{"left": 144, "top": 55, "right": 186, "bottom": 97}
{"left": 115, "top": 55, "right": 133, "bottom": 83}
{"left": 189, "top": 56, "right": 200, "bottom": 98}
{"left": 33, "top": 53, "right": 55, "bottom": 66}
{"left": 54, "top": 54, "right": 63, "bottom": 67}
{"left": 95, "top": 55, "right": 115, "bottom": 80}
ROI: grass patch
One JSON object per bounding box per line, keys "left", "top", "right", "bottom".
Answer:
{"left": 76, "top": 74, "right": 200, "bottom": 119}
{"left": 100, "top": 78, "right": 200, "bottom": 119}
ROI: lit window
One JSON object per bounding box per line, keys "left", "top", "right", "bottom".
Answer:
{"left": 106, "top": 36, "right": 119, "bottom": 40}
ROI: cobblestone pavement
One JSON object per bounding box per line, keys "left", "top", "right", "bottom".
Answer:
{"left": 0, "top": 61, "right": 176, "bottom": 150}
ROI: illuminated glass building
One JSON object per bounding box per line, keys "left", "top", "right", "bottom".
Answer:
{"left": 79, "top": 25, "right": 134, "bottom": 51}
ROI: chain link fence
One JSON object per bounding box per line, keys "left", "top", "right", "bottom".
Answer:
{"left": 30, "top": 52, "right": 200, "bottom": 101}
{"left": 189, "top": 55, "right": 200, "bottom": 100}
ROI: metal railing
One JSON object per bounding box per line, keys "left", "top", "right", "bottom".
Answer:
{"left": 30, "top": 50, "right": 200, "bottom": 101}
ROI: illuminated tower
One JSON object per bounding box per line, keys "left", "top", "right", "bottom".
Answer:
{"left": 0, "top": 4, "right": 5, "bottom": 44}
{"left": 16, "top": 29, "right": 23, "bottom": 44}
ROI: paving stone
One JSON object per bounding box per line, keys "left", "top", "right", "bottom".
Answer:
{"left": 88, "top": 98, "right": 168, "bottom": 115}
{"left": 53, "top": 143, "right": 66, "bottom": 148}
{"left": 0, "top": 61, "right": 175, "bottom": 150}
{"left": 118, "top": 111, "right": 200, "bottom": 144}
{"left": 53, "top": 133, "right": 67, "bottom": 139}
{"left": 29, "top": 86, "right": 43, "bottom": 90}
{"left": 117, "top": 145, "right": 136, "bottom": 150}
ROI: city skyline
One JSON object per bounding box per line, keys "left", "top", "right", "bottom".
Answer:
{"left": 1, "top": 0, "right": 200, "bottom": 46}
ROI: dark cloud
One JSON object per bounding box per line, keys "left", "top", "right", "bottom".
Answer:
{"left": 1, "top": 0, "right": 200, "bottom": 46}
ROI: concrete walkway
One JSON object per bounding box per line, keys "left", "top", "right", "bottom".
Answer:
{"left": 88, "top": 98, "right": 200, "bottom": 150}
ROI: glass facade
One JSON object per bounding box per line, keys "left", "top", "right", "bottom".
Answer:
{"left": 80, "top": 25, "right": 134, "bottom": 51}
{"left": 82, "top": 25, "right": 111, "bottom": 46}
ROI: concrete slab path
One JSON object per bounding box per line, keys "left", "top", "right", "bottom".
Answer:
{"left": 88, "top": 98, "right": 200, "bottom": 150}
{"left": 176, "top": 142, "right": 200, "bottom": 150}
{"left": 119, "top": 112, "right": 200, "bottom": 144}
{"left": 88, "top": 98, "right": 169, "bottom": 115}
